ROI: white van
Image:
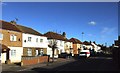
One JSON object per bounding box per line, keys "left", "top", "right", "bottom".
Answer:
{"left": 79, "top": 50, "right": 90, "bottom": 58}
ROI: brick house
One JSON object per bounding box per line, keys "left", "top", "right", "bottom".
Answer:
{"left": 69, "top": 38, "right": 82, "bottom": 55}
{"left": 0, "top": 20, "right": 22, "bottom": 63}
{"left": 0, "top": 20, "right": 49, "bottom": 65}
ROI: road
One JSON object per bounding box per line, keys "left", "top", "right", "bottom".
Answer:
{"left": 30, "top": 57, "right": 119, "bottom": 72}
{"left": 2, "top": 57, "right": 120, "bottom": 73}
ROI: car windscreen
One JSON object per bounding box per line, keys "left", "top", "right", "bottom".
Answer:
{"left": 80, "top": 52, "right": 86, "bottom": 54}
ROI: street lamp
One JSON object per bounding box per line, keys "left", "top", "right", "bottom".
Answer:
{"left": 82, "top": 32, "right": 84, "bottom": 50}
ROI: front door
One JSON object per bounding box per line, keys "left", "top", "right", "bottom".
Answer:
{"left": 36, "top": 50, "right": 38, "bottom": 56}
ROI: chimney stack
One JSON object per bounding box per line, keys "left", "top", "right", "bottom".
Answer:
{"left": 62, "top": 32, "right": 66, "bottom": 38}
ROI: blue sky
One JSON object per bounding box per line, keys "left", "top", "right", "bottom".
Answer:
{"left": 1, "top": 2, "right": 118, "bottom": 46}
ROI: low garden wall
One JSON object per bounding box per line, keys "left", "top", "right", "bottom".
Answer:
{"left": 21, "top": 56, "right": 49, "bottom": 66}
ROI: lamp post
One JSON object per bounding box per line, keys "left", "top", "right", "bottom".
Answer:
{"left": 82, "top": 32, "right": 84, "bottom": 50}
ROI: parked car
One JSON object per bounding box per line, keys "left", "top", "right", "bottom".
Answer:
{"left": 58, "top": 53, "right": 68, "bottom": 58}
{"left": 79, "top": 50, "right": 90, "bottom": 58}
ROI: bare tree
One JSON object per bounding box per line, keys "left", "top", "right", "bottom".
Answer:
{"left": 48, "top": 39, "right": 58, "bottom": 62}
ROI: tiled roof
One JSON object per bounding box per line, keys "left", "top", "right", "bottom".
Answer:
{"left": 83, "top": 41, "right": 91, "bottom": 45}
{"left": 44, "top": 31, "right": 69, "bottom": 41}
{"left": 69, "top": 38, "right": 82, "bottom": 44}
{"left": 0, "top": 44, "right": 10, "bottom": 52}
{"left": 16, "top": 24, "right": 43, "bottom": 36}
{"left": 0, "top": 20, "right": 43, "bottom": 36}
{"left": 0, "top": 20, "right": 21, "bottom": 32}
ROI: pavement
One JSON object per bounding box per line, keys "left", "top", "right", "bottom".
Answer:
{"left": 1, "top": 58, "right": 75, "bottom": 73}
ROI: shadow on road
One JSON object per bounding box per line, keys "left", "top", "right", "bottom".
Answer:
{"left": 31, "top": 57, "right": 120, "bottom": 73}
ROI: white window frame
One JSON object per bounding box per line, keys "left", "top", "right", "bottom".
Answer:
{"left": 10, "top": 34, "right": 17, "bottom": 41}
{"left": 27, "top": 48, "right": 32, "bottom": 56}
{"left": 11, "top": 50, "right": 16, "bottom": 57}
{"left": 0, "top": 33, "right": 3, "bottom": 40}
{"left": 36, "top": 38, "right": 38, "bottom": 42}
{"left": 40, "top": 39, "right": 43, "bottom": 43}
{"left": 28, "top": 37, "right": 32, "bottom": 42}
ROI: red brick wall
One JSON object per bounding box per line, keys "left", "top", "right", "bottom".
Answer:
{"left": 73, "top": 44, "right": 78, "bottom": 54}
{"left": 21, "top": 56, "right": 49, "bottom": 66}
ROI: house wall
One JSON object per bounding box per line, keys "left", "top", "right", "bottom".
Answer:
{"left": 73, "top": 43, "right": 81, "bottom": 54}
{"left": 64, "top": 42, "right": 73, "bottom": 54}
{"left": 22, "top": 33, "right": 48, "bottom": 48}
{"left": 0, "top": 29, "right": 22, "bottom": 47}
{"left": 47, "top": 47, "right": 59, "bottom": 58}
{"left": 23, "top": 47, "right": 47, "bottom": 56}
{"left": 47, "top": 39, "right": 64, "bottom": 58}
{"left": 91, "top": 43, "right": 102, "bottom": 52}
{"left": 8, "top": 47, "right": 23, "bottom": 63}
{"left": 0, "top": 29, "right": 22, "bottom": 63}
{"left": 23, "top": 47, "right": 35, "bottom": 56}
{"left": 85, "top": 45, "right": 93, "bottom": 50}
{"left": 1, "top": 53, "right": 6, "bottom": 63}
{"left": 73, "top": 44, "right": 77, "bottom": 54}
{"left": 56, "top": 40, "right": 65, "bottom": 53}
{"left": 48, "top": 39, "right": 65, "bottom": 54}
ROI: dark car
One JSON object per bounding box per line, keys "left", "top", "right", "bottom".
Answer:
{"left": 58, "top": 53, "right": 68, "bottom": 58}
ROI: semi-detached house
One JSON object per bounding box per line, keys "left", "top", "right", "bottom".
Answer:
{"left": 69, "top": 38, "right": 82, "bottom": 56}
{"left": 0, "top": 20, "right": 22, "bottom": 63}
{"left": 44, "top": 32, "right": 71, "bottom": 58}
{"left": 0, "top": 20, "right": 48, "bottom": 64}
{"left": 16, "top": 24, "right": 48, "bottom": 57}
{"left": 83, "top": 41, "right": 93, "bottom": 50}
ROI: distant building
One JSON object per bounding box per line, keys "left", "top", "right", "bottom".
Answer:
{"left": 44, "top": 32, "right": 67, "bottom": 58}
{"left": 83, "top": 41, "right": 93, "bottom": 50}
{"left": 91, "top": 42, "right": 101, "bottom": 52}
{"left": 69, "top": 38, "right": 82, "bottom": 55}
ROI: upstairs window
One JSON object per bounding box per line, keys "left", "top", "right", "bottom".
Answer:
{"left": 40, "top": 39, "right": 43, "bottom": 43}
{"left": 28, "top": 37, "right": 32, "bottom": 42}
{"left": 36, "top": 38, "right": 38, "bottom": 42}
{"left": 0, "top": 33, "right": 3, "bottom": 40}
{"left": 10, "top": 34, "right": 17, "bottom": 41}
{"left": 48, "top": 40, "right": 52, "bottom": 45}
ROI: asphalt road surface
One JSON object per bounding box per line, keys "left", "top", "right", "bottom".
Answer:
{"left": 30, "top": 57, "right": 119, "bottom": 73}
{"left": 2, "top": 57, "right": 120, "bottom": 73}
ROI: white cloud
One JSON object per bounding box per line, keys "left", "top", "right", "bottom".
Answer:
{"left": 100, "top": 27, "right": 117, "bottom": 42}
{"left": 87, "top": 34, "right": 93, "bottom": 37}
{"left": 101, "top": 27, "right": 109, "bottom": 34}
{"left": 101, "top": 27, "right": 116, "bottom": 34}
{"left": 88, "top": 21, "right": 96, "bottom": 25}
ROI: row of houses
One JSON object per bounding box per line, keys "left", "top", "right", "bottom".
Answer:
{"left": 0, "top": 20, "right": 101, "bottom": 64}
